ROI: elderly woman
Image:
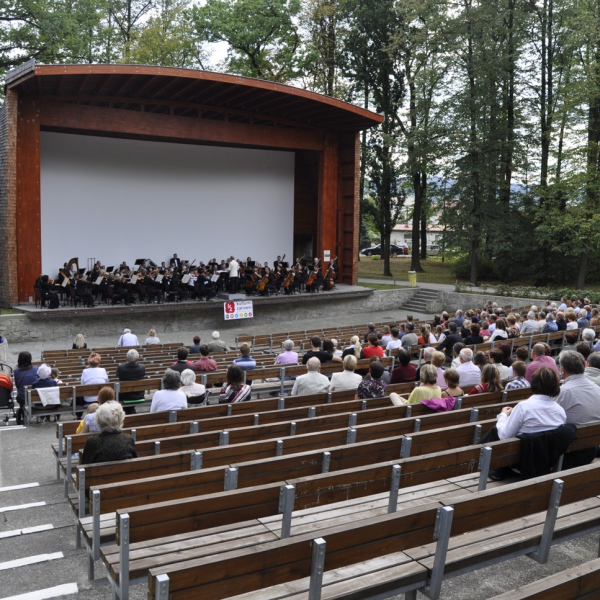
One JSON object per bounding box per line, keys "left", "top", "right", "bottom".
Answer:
{"left": 81, "top": 402, "right": 138, "bottom": 464}
{"left": 391, "top": 365, "right": 442, "bottom": 406}
{"left": 219, "top": 364, "right": 252, "bottom": 404}
{"left": 80, "top": 386, "right": 116, "bottom": 433}
{"left": 81, "top": 353, "right": 109, "bottom": 407}
{"left": 275, "top": 340, "right": 299, "bottom": 365}
{"left": 180, "top": 369, "right": 207, "bottom": 405}
{"left": 150, "top": 369, "right": 187, "bottom": 412}
{"left": 145, "top": 328, "right": 161, "bottom": 345}
{"left": 32, "top": 364, "right": 57, "bottom": 389}
{"left": 330, "top": 355, "right": 363, "bottom": 392}
{"left": 496, "top": 367, "right": 566, "bottom": 440}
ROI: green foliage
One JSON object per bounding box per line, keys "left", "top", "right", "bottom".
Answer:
{"left": 451, "top": 254, "right": 499, "bottom": 282}
{"left": 191, "top": 0, "right": 301, "bottom": 82}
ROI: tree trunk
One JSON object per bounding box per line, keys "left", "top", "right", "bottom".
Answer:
{"left": 420, "top": 172, "right": 427, "bottom": 260}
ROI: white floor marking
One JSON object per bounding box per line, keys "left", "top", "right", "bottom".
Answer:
{"left": 0, "top": 482, "right": 39, "bottom": 493}
{"left": 0, "top": 551, "right": 63, "bottom": 571}
{"left": 0, "top": 582, "right": 78, "bottom": 599}
{"left": 0, "top": 426, "right": 26, "bottom": 432}
{"left": 0, "top": 524, "right": 54, "bottom": 539}
{"left": 0, "top": 502, "right": 45, "bottom": 513}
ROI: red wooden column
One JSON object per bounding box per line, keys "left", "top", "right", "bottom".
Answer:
{"left": 16, "top": 97, "right": 41, "bottom": 302}
{"left": 317, "top": 132, "right": 339, "bottom": 267}
{"left": 339, "top": 132, "right": 360, "bottom": 285}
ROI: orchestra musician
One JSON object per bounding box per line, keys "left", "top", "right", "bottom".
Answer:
{"left": 73, "top": 274, "right": 95, "bottom": 307}
{"left": 170, "top": 253, "right": 182, "bottom": 269}
{"left": 39, "top": 275, "right": 60, "bottom": 309}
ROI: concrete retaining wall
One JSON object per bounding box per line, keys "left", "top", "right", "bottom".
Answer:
{"left": 0, "top": 288, "right": 418, "bottom": 344}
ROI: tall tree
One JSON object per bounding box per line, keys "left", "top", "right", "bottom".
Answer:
{"left": 191, "top": 0, "right": 301, "bottom": 82}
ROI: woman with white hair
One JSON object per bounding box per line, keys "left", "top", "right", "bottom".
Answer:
{"left": 81, "top": 402, "right": 138, "bottom": 464}
{"left": 179, "top": 369, "right": 207, "bottom": 405}
{"left": 32, "top": 364, "right": 57, "bottom": 389}
{"left": 330, "top": 355, "right": 362, "bottom": 392}
{"left": 150, "top": 369, "right": 187, "bottom": 412}
{"left": 275, "top": 340, "right": 298, "bottom": 365}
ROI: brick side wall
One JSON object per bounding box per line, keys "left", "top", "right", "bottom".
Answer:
{"left": 0, "top": 90, "right": 19, "bottom": 307}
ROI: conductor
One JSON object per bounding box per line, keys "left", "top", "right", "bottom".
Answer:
{"left": 228, "top": 256, "right": 240, "bottom": 293}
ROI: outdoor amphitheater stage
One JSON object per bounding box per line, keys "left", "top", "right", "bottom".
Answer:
{"left": 14, "top": 283, "right": 374, "bottom": 321}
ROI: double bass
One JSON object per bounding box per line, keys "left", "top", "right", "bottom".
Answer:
{"left": 323, "top": 257, "right": 337, "bottom": 290}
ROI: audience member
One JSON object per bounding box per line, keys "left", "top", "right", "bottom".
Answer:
{"left": 116, "top": 349, "right": 146, "bottom": 413}
{"left": 451, "top": 342, "right": 465, "bottom": 369}
{"left": 303, "top": 336, "right": 333, "bottom": 364}
{"left": 400, "top": 323, "right": 419, "bottom": 348}
{"left": 457, "top": 348, "right": 482, "bottom": 388}
{"left": 504, "top": 361, "right": 530, "bottom": 390}
{"left": 385, "top": 329, "right": 402, "bottom": 353}
{"left": 219, "top": 364, "right": 252, "bottom": 403}
{"left": 189, "top": 336, "right": 201, "bottom": 354}
{"left": 180, "top": 369, "right": 207, "bottom": 405}
{"left": 72, "top": 333, "right": 87, "bottom": 349}
{"left": 356, "top": 361, "right": 387, "bottom": 399}
{"left": 361, "top": 334, "right": 385, "bottom": 359}
{"left": 193, "top": 345, "right": 219, "bottom": 372}
{"left": 208, "top": 331, "right": 228, "bottom": 353}
{"left": 585, "top": 353, "right": 600, "bottom": 387}
{"left": 32, "top": 363, "right": 57, "bottom": 389}
{"left": 323, "top": 339, "right": 342, "bottom": 362}
{"left": 291, "top": 357, "right": 329, "bottom": 396}
{"left": 118, "top": 328, "right": 139, "bottom": 347}
{"left": 389, "top": 349, "right": 417, "bottom": 384}
{"left": 79, "top": 386, "right": 116, "bottom": 434}
{"left": 393, "top": 365, "right": 442, "bottom": 406}
{"left": 525, "top": 343, "right": 560, "bottom": 382}
{"left": 233, "top": 343, "right": 257, "bottom": 372}
{"left": 151, "top": 369, "right": 187, "bottom": 412}
{"left": 363, "top": 323, "right": 379, "bottom": 343}
{"left": 442, "top": 369, "right": 463, "bottom": 398}
{"left": 342, "top": 335, "right": 362, "bottom": 359}
{"left": 81, "top": 402, "right": 138, "bottom": 464}
{"left": 145, "top": 329, "right": 160, "bottom": 345}
{"left": 170, "top": 347, "right": 196, "bottom": 373}
{"left": 329, "top": 355, "right": 363, "bottom": 392}
{"left": 436, "top": 322, "right": 462, "bottom": 361}
{"left": 468, "top": 364, "right": 503, "bottom": 394}
{"left": 489, "top": 349, "right": 510, "bottom": 381}
{"left": 81, "top": 353, "right": 109, "bottom": 407}
{"left": 276, "top": 340, "right": 299, "bottom": 365}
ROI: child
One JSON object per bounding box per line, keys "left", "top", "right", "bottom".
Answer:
{"left": 76, "top": 402, "right": 98, "bottom": 434}
{"left": 504, "top": 361, "right": 531, "bottom": 391}
{"left": 442, "top": 369, "right": 463, "bottom": 398}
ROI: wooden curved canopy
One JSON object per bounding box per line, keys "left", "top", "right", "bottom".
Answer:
{"left": 7, "top": 62, "right": 383, "bottom": 134}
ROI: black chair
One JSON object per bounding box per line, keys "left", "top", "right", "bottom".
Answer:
{"left": 34, "top": 286, "right": 45, "bottom": 308}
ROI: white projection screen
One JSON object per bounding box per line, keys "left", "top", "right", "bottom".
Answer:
{"left": 40, "top": 132, "right": 295, "bottom": 275}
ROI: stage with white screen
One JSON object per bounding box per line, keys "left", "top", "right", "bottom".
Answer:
{"left": 40, "top": 132, "right": 295, "bottom": 274}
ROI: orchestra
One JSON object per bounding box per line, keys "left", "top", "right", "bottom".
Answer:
{"left": 33, "top": 252, "right": 338, "bottom": 308}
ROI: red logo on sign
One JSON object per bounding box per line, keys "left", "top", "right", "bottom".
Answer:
{"left": 225, "top": 302, "right": 235, "bottom": 313}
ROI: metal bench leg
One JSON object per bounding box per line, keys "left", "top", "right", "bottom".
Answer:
{"left": 90, "top": 490, "right": 101, "bottom": 580}
{"left": 118, "top": 513, "right": 130, "bottom": 600}
{"left": 478, "top": 447, "right": 492, "bottom": 491}
{"left": 308, "top": 537, "right": 326, "bottom": 600}
{"left": 279, "top": 484, "right": 296, "bottom": 539}
{"left": 64, "top": 437, "right": 72, "bottom": 498}
{"left": 155, "top": 574, "right": 170, "bottom": 600}
{"left": 404, "top": 591, "right": 417, "bottom": 600}
{"left": 529, "top": 478, "right": 564, "bottom": 564}
{"left": 388, "top": 465, "right": 402, "bottom": 513}
{"left": 422, "top": 506, "right": 454, "bottom": 600}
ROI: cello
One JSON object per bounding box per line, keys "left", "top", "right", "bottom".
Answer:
{"left": 323, "top": 256, "right": 337, "bottom": 290}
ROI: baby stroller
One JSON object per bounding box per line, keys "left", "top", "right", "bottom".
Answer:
{"left": 0, "top": 363, "right": 16, "bottom": 425}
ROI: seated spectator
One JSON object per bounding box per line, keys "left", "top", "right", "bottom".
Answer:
{"left": 323, "top": 339, "right": 342, "bottom": 362}
{"left": 189, "top": 336, "right": 201, "bottom": 354}
{"left": 330, "top": 339, "right": 343, "bottom": 358}
{"left": 385, "top": 329, "right": 402, "bottom": 353}
{"left": 330, "top": 355, "right": 363, "bottom": 392}
{"left": 479, "top": 320, "right": 490, "bottom": 338}
{"left": 145, "top": 329, "right": 160, "bottom": 345}
{"left": 400, "top": 323, "right": 419, "bottom": 348}
{"left": 342, "top": 336, "right": 362, "bottom": 359}
{"left": 51, "top": 368, "right": 63, "bottom": 384}
{"left": 525, "top": 343, "right": 560, "bottom": 382}
{"left": 32, "top": 363, "right": 57, "bottom": 389}
{"left": 208, "top": 331, "right": 228, "bottom": 354}
{"left": 555, "top": 312, "right": 567, "bottom": 331}
{"left": 356, "top": 361, "right": 387, "bottom": 399}
{"left": 81, "top": 353, "right": 109, "bottom": 407}
{"left": 275, "top": 340, "right": 299, "bottom": 365}
{"left": 488, "top": 318, "right": 509, "bottom": 342}
{"left": 390, "top": 349, "right": 417, "bottom": 384}
{"left": 79, "top": 386, "right": 116, "bottom": 434}
{"left": 360, "top": 334, "right": 385, "bottom": 359}
{"left": 577, "top": 309, "right": 590, "bottom": 329}
{"left": 118, "top": 328, "right": 139, "bottom": 347}
{"left": 442, "top": 369, "right": 463, "bottom": 398}
{"left": 585, "top": 352, "right": 600, "bottom": 387}
{"left": 171, "top": 347, "right": 196, "bottom": 373}
{"left": 541, "top": 314, "right": 558, "bottom": 333}
{"left": 380, "top": 326, "right": 392, "bottom": 348}
{"left": 73, "top": 333, "right": 87, "bottom": 349}
{"left": 504, "top": 361, "right": 531, "bottom": 391}
{"left": 576, "top": 341, "right": 592, "bottom": 362}
{"left": 489, "top": 349, "right": 510, "bottom": 381}
{"left": 432, "top": 351, "right": 448, "bottom": 389}
{"left": 415, "top": 347, "right": 434, "bottom": 380}
{"left": 468, "top": 364, "right": 503, "bottom": 395}
{"left": 451, "top": 342, "right": 466, "bottom": 369}
{"left": 464, "top": 323, "right": 483, "bottom": 345}
{"left": 520, "top": 311, "right": 541, "bottom": 334}
{"left": 363, "top": 356, "right": 391, "bottom": 385}
{"left": 291, "top": 358, "right": 330, "bottom": 396}
{"left": 81, "top": 402, "right": 138, "bottom": 464}
{"left": 566, "top": 311, "right": 578, "bottom": 330}
{"left": 193, "top": 345, "right": 218, "bottom": 372}
{"left": 457, "top": 348, "right": 482, "bottom": 388}
{"left": 363, "top": 323, "right": 378, "bottom": 343}
{"left": 219, "top": 365, "right": 252, "bottom": 403}
{"left": 116, "top": 349, "right": 146, "bottom": 414}
{"left": 392, "top": 365, "right": 442, "bottom": 406}
{"left": 495, "top": 367, "right": 566, "bottom": 439}
{"left": 233, "top": 343, "right": 256, "bottom": 371}
{"left": 180, "top": 369, "right": 207, "bottom": 405}
{"left": 581, "top": 328, "right": 596, "bottom": 349}
{"left": 151, "top": 369, "right": 187, "bottom": 412}
{"left": 436, "top": 322, "right": 462, "bottom": 361}
{"left": 303, "top": 336, "right": 333, "bottom": 364}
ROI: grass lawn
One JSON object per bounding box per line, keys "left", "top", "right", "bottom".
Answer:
{"left": 358, "top": 257, "right": 458, "bottom": 285}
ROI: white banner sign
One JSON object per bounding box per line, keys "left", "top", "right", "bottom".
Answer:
{"left": 224, "top": 300, "right": 254, "bottom": 320}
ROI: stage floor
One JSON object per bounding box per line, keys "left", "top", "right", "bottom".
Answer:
{"left": 15, "top": 283, "right": 373, "bottom": 320}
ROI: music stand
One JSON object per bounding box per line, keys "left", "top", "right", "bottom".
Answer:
{"left": 282, "top": 262, "right": 289, "bottom": 268}
{"left": 247, "top": 261, "right": 256, "bottom": 268}
{"left": 106, "top": 266, "right": 114, "bottom": 273}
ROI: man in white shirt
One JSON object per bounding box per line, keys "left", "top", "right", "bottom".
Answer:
{"left": 118, "top": 328, "right": 139, "bottom": 347}
{"left": 291, "top": 357, "right": 330, "bottom": 396}
{"left": 228, "top": 256, "right": 240, "bottom": 293}
{"left": 456, "top": 348, "right": 482, "bottom": 388}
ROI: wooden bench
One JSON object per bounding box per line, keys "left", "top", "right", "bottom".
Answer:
{"left": 145, "top": 460, "right": 600, "bottom": 600}
{"left": 489, "top": 556, "right": 600, "bottom": 599}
